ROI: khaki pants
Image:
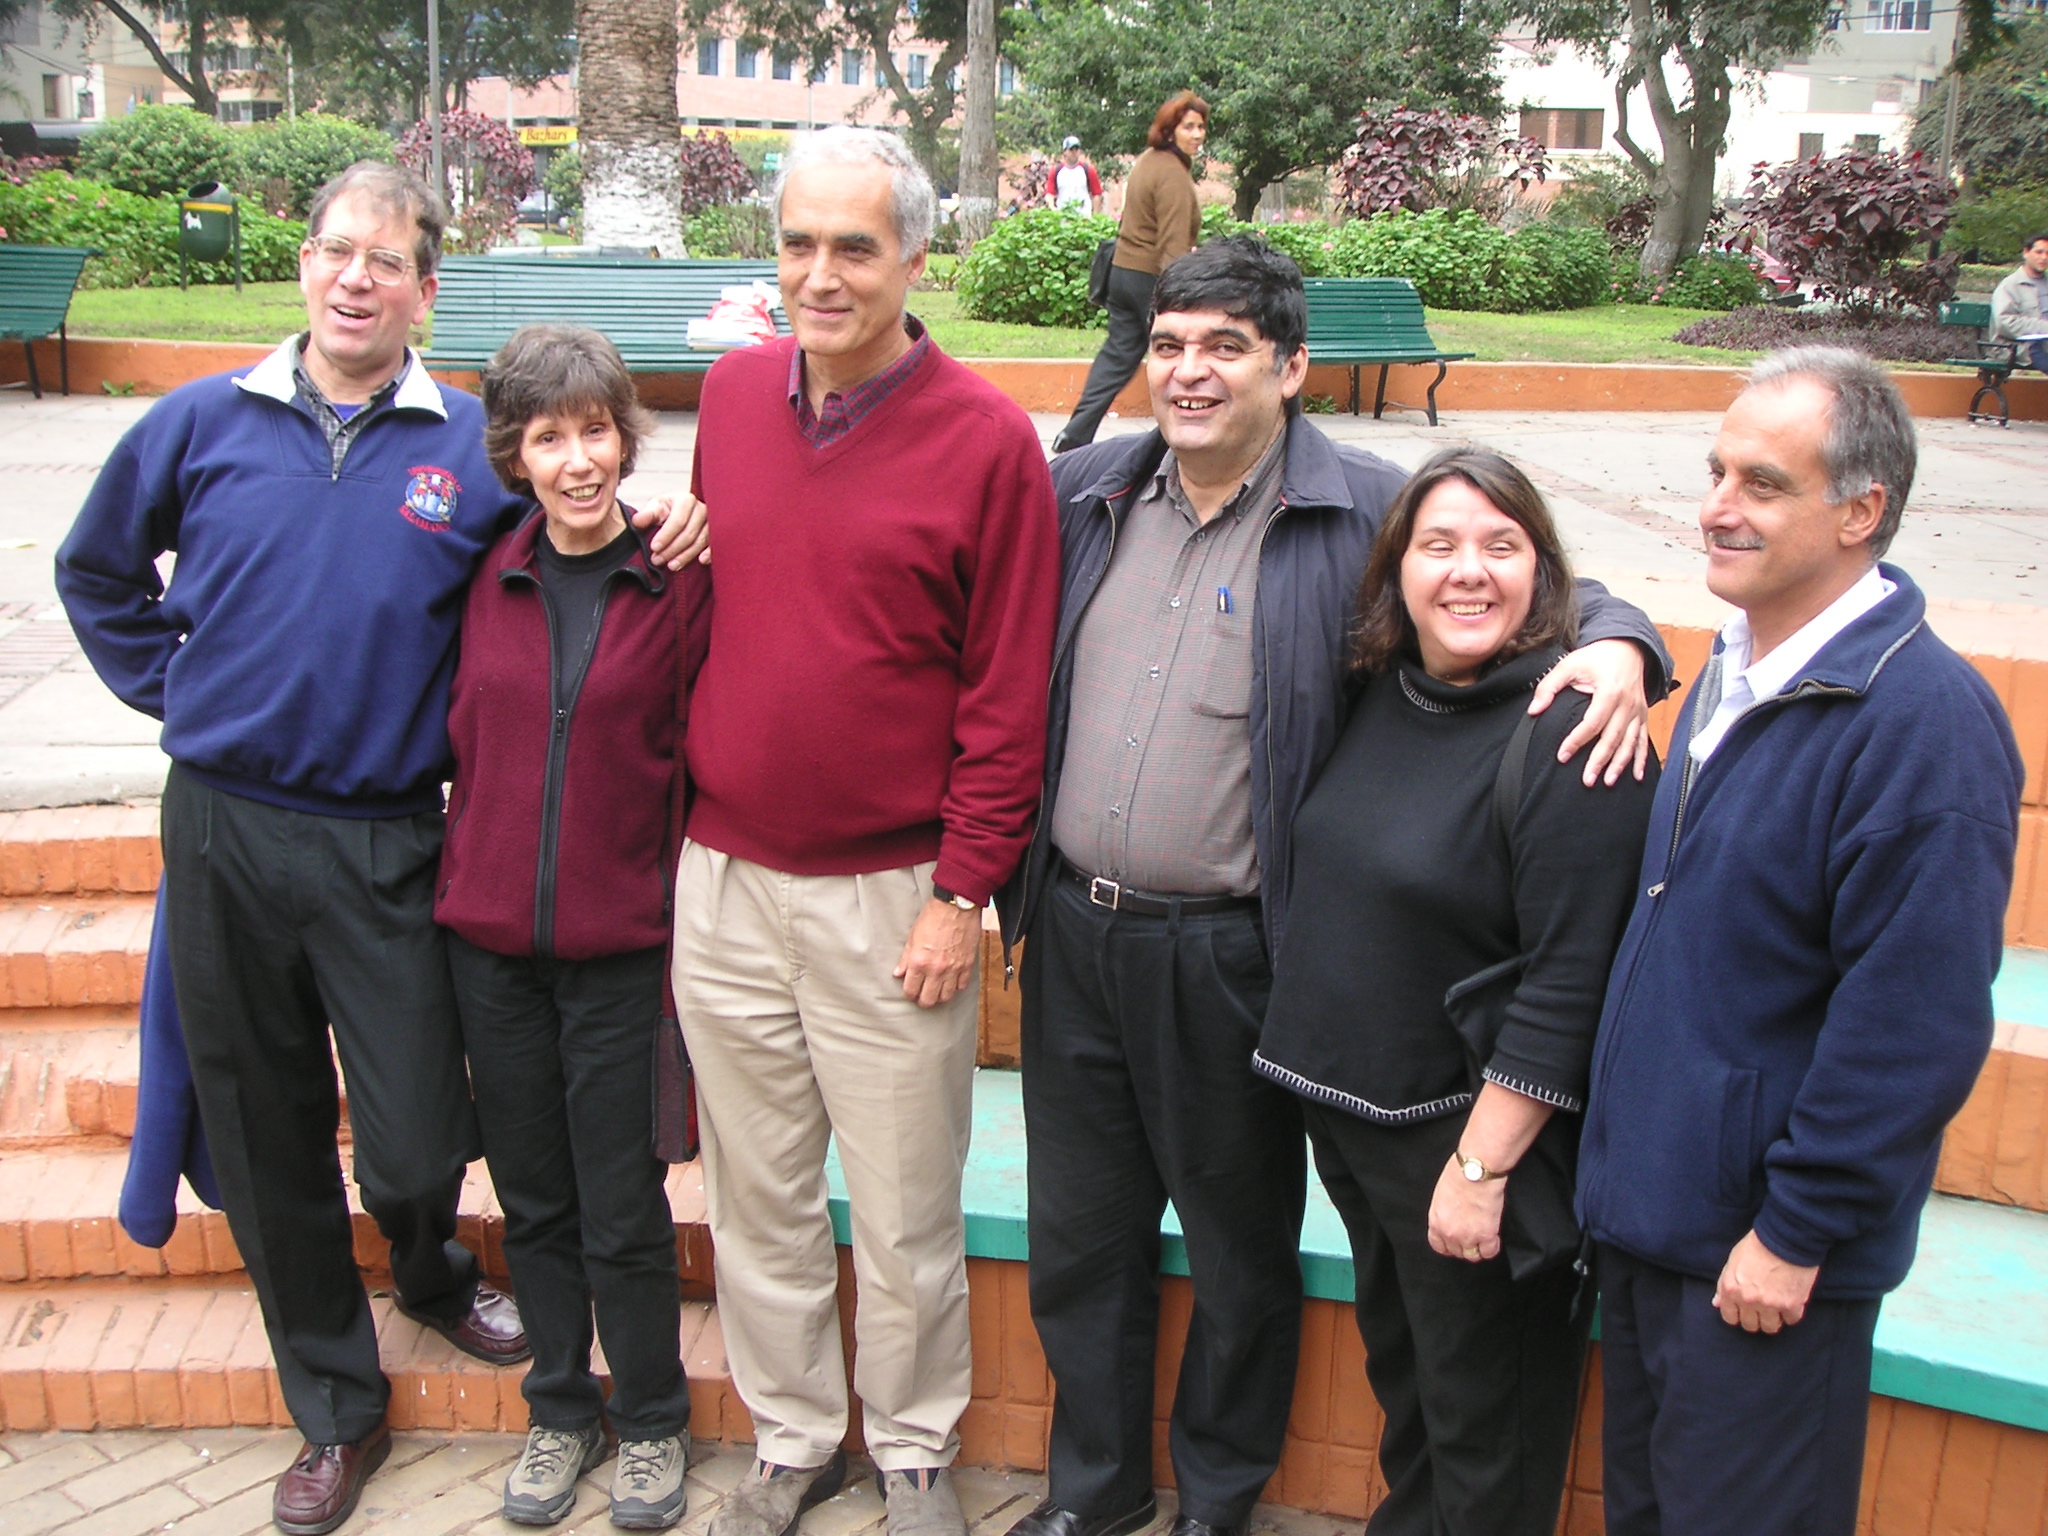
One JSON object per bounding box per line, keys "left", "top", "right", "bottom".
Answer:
{"left": 672, "top": 841, "right": 979, "bottom": 1470}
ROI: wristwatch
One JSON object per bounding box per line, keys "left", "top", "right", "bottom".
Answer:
{"left": 1456, "top": 1152, "right": 1508, "bottom": 1184}
{"left": 932, "top": 882, "right": 979, "bottom": 912}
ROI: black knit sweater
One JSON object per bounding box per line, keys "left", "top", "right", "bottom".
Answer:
{"left": 1254, "top": 647, "right": 1658, "bottom": 1124}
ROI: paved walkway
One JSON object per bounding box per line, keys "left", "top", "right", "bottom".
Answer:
{"left": 2, "top": 390, "right": 2044, "bottom": 808}
{"left": 0, "top": 1429, "right": 1360, "bottom": 1536}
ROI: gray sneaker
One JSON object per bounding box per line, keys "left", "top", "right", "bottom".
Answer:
{"left": 612, "top": 1436, "right": 690, "bottom": 1530}
{"left": 504, "top": 1424, "right": 608, "bottom": 1525}
{"left": 877, "top": 1468, "right": 967, "bottom": 1536}
{"left": 707, "top": 1448, "right": 849, "bottom": 1536}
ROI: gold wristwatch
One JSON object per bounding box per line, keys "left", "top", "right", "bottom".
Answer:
{"left": 1456, "top": 1152, "right": 1507, "bottom": 1184}
{"left": 932, "top": 882, "right": 979, "bottom": 912}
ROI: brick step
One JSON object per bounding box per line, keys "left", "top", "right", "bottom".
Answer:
{"left": 0, "top": 1016, "right": 359, "bottom": 1149}
{"left": 0, "top": 805, "right": 161, "bottom": 898}
{"left": 0, "top": 1016, "right": 140, "bottom": 1145}
{"left": 0, "top": 1146, "right": 717, "bottom": 1294}
{"left": 0, "top": 1279, "right": 752, "bottom": 1437}
{"left": 0, "top": 894, "right": 154, "bottom": 1009}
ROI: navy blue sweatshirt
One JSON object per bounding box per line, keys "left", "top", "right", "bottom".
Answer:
{"left": 55, "top": 344, "right": 522, "bottom": 817}
{"left": 1577, "top": 565, "right": 2022, "bottom": 1299}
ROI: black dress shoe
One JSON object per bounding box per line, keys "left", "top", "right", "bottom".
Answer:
{"left": 394, "top": 1282, "right": 531, "bottom": 1365}
{"left": 1167, "top": 1517, "right": 1246, "bottom": 1536}
{"left": 1008, "top": 1496, "right": 1158, "bottom": 1536}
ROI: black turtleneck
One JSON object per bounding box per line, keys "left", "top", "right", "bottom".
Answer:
{"left": 1254, "top": 647, "right": 1658, "bottom": 1125}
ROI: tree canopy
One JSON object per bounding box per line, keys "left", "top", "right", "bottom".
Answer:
{"left": 288, "top": 0, "right": 576, "bottom": 131}
{"left": 1910, "top": 17, "right": 2048, "bottom": 192}
{"left": 1009, "top": 0, "right": 1506, "bottom": 219}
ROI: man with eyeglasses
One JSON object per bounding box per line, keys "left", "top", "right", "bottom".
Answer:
{"left": 57, "top": 160, "right": 704, "bottom": 1536}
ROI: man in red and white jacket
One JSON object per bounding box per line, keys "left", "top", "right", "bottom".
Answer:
{"left": 678, "top": 126, "right": 1060, "bottom": 1536}
{"left": 1048, "top": 136, "right": 1104, "bottom": 213}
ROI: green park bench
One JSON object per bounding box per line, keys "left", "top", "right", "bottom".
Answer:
{"left": 0, "top": 244, "right": 94, "bottom": 399}
{"left": 1940, "top": 299, "right": 2024, "bottom": 428}
{"left": 425, "top": 255, "right": 787, "bottom": 372}
{"left": 1303, "top": 276, "right": 1474, "bottom": 427}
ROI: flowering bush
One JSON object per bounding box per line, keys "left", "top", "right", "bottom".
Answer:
{"left": 0, "top": 169, "right": 304, "bottom": 286}
{"left": 398, "top": 111, "right": 534, "bottom": 250}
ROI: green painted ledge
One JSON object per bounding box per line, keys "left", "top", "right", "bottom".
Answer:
{"left": 825, "top": 1065, "right": 2048, "bottom": 1434}
{"left": 1996, "top": 945, "right": 2048, "bottom": 1033}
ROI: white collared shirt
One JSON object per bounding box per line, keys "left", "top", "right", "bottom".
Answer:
{"left": 1689, "top": 564, "right": 1897, "bottom": 764}
{"left": 234, "top": 336, "right": 448, "bottom": 419}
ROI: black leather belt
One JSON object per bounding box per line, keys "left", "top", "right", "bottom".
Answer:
{"left": 1059, "top": 859, "right": 1258, "bottom": 918}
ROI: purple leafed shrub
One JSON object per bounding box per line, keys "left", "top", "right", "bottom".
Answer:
{"left": 1335, "top": 107, "right": 1547, "bottom": 220}
{"left": 1674, "top": 304, "right": 1960, "bottom": 365}
{"left": 1744, "top": 148, "right": 1957, "bottom": 315}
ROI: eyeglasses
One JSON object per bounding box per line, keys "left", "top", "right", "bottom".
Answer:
{"left": 303, "top": 234, "right": 415, "bottom": 285}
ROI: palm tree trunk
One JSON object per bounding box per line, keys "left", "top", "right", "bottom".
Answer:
{"left": 578, "top": 0, "right": 683, "bottom": 255}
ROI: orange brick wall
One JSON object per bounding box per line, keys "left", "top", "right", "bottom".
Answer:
{"left": 950, "top": 1267, "right": 2048, "bottom": 1535}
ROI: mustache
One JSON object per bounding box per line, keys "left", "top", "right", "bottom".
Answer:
{"left": 1705, "top": 530, "right": 1765, "bottom": 551}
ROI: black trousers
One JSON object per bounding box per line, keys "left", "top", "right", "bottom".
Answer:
{"left": 1302, "top": 1103, "right": 1587, "bottom": 1536}
{"left": 159, "top": 766, "right": 482, "bottom": 1445}
{"left": 1021, "top": 876, "right": 1305, "bottom": 1527}
{"left": 446, "top": 935, "right": 690, "bottom": 1440}
{"left": 1598, "top": 1243, "right": 1878, "bottom": 1536}
{"left": 1056, "top": 266, "right": 1157, "bottom": 451}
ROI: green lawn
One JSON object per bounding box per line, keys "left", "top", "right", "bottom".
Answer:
{"left": 65, "top": 277, "right": 1760, "bottom": 366}
{"left": 68, "top": 281, "right": 312, "bottom": 345}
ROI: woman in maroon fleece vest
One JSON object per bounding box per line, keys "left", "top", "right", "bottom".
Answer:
{"left": 435, "top": 323, "right": 711, "bottom": 1531}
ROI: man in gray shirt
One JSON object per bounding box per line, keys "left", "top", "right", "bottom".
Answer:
{"left": 1992, "top": 233, "right": 2048, "bottom": 370}
{"left": 998, "top": 237, "right": 1672, "bottom": 1536}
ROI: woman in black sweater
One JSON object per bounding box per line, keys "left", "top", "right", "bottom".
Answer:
{"left": 1255, "top": 449, "right": 1657, "bottom": 1535}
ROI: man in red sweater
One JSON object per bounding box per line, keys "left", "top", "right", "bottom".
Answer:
{"left": 676, "top": 126, "right": 1061, "bottom": 1536}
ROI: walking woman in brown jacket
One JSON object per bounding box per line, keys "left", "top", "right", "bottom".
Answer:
{"left": 1050, "top": 91, "right": 1207, "bottom": 452}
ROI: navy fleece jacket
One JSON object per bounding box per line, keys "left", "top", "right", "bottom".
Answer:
{"left": 55, "top": 345, "right": 522, "bottom": 816}
{"left": 1577, "top": 565, "right": 2022, "bottom": 1299}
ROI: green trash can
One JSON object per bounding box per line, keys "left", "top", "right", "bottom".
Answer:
{"left": 178, "top": 182, "right": 242, "bottom": 291}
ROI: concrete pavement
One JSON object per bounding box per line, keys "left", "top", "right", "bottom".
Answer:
{"left": 3, "top": 391, "right": 2044, "bottom": 808}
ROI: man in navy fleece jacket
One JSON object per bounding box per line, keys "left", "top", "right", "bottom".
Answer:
{"left": 55, "top": 162, "right": 700, "bottom": 1536}
{"left": 1577, "top": 347, "right": 2023, "bottom": 1536}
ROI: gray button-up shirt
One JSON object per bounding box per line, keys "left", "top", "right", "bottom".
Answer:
{"left": 1050, "top": 430, "right": 1286, "bottom": 896}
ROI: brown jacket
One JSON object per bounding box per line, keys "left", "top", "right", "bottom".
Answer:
{"left": 1113, "top": 147, "right": 1201, "bottom": 276}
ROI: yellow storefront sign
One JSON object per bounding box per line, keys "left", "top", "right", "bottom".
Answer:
{"left": 517, "top": 124, "right": 577, "bottom": 146}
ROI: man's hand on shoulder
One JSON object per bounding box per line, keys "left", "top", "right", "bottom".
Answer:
{"left": 894, "top": 899, "right": 981, "bottom": 1009}
{"left": 1712, "top": 1229, "right": 1820, "bottom": 1333}
{"left": 633, "top": 494, "right": 711, "bottom": 569}
{"left": 1529, "top": 637, "right": 1651, "bottom": 787}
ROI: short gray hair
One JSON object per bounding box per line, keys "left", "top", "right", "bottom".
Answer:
{"left": 308, "top": 160, "right": 449, "bottom": 277}
{"left": 772, "top": 126, "right": 937, "bottom": 258}
{"left": 1742, "top": 345, "right": 1916, "bottom": 558}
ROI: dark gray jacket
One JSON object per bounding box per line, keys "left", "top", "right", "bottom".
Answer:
{"left": 996, "top": 414, "right": 1673, "bottom": 957}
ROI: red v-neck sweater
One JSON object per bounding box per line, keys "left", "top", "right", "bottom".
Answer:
{"left": 684, "top": 335, "right": 1060, "bottom": 904}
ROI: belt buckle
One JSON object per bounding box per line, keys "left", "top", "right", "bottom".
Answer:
{"left": 1087, "top": 876, "right": 1123, "bottom": 911}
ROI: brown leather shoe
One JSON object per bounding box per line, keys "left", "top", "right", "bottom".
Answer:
{"left": 273, "top": 1420, "right": 391, "bottom": 1535}
{"left": 395, "top": 1282, "right": 531, "bottom": 1365}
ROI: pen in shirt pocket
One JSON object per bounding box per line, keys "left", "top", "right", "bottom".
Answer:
{"left": 1216, "top": 586, "right": 1233, "bottom": 615}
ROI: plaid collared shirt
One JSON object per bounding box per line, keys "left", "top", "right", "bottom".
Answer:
{"left": 292, "top": 337, "right": 403, "bottom": 477}
{"left": 786, "top": 316, "right": 932, "bottom": 447}
{"left": 1048, "top": 430, "right": 1288, "bottom": 897}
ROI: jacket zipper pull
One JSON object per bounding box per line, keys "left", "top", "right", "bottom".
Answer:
{"left": 1646, "top": 881, "right": 1666, "bottom": 898}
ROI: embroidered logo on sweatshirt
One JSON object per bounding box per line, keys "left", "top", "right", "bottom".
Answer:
{"left": 401, "top": 466, "right": 461, "bottom": 531}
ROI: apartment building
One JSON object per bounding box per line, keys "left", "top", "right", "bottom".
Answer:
{"left": 0, "top": 0, "right": 95, "bottom": 129}
{"left": 1501, "top": 0, "right": 2004, "bottom": 192}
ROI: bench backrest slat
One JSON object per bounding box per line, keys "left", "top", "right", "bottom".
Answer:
{"left": 427, "top": 256, "right": 787, "bottom": 368}
{"left": 1302, "top": 277, "right": 1447, "bottom": 359}
{"left": 1940, "top": 300, "right": 1993, "bottom": 332}
{"left": 0, "top": 245, "right": 93, "bottom": 339}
